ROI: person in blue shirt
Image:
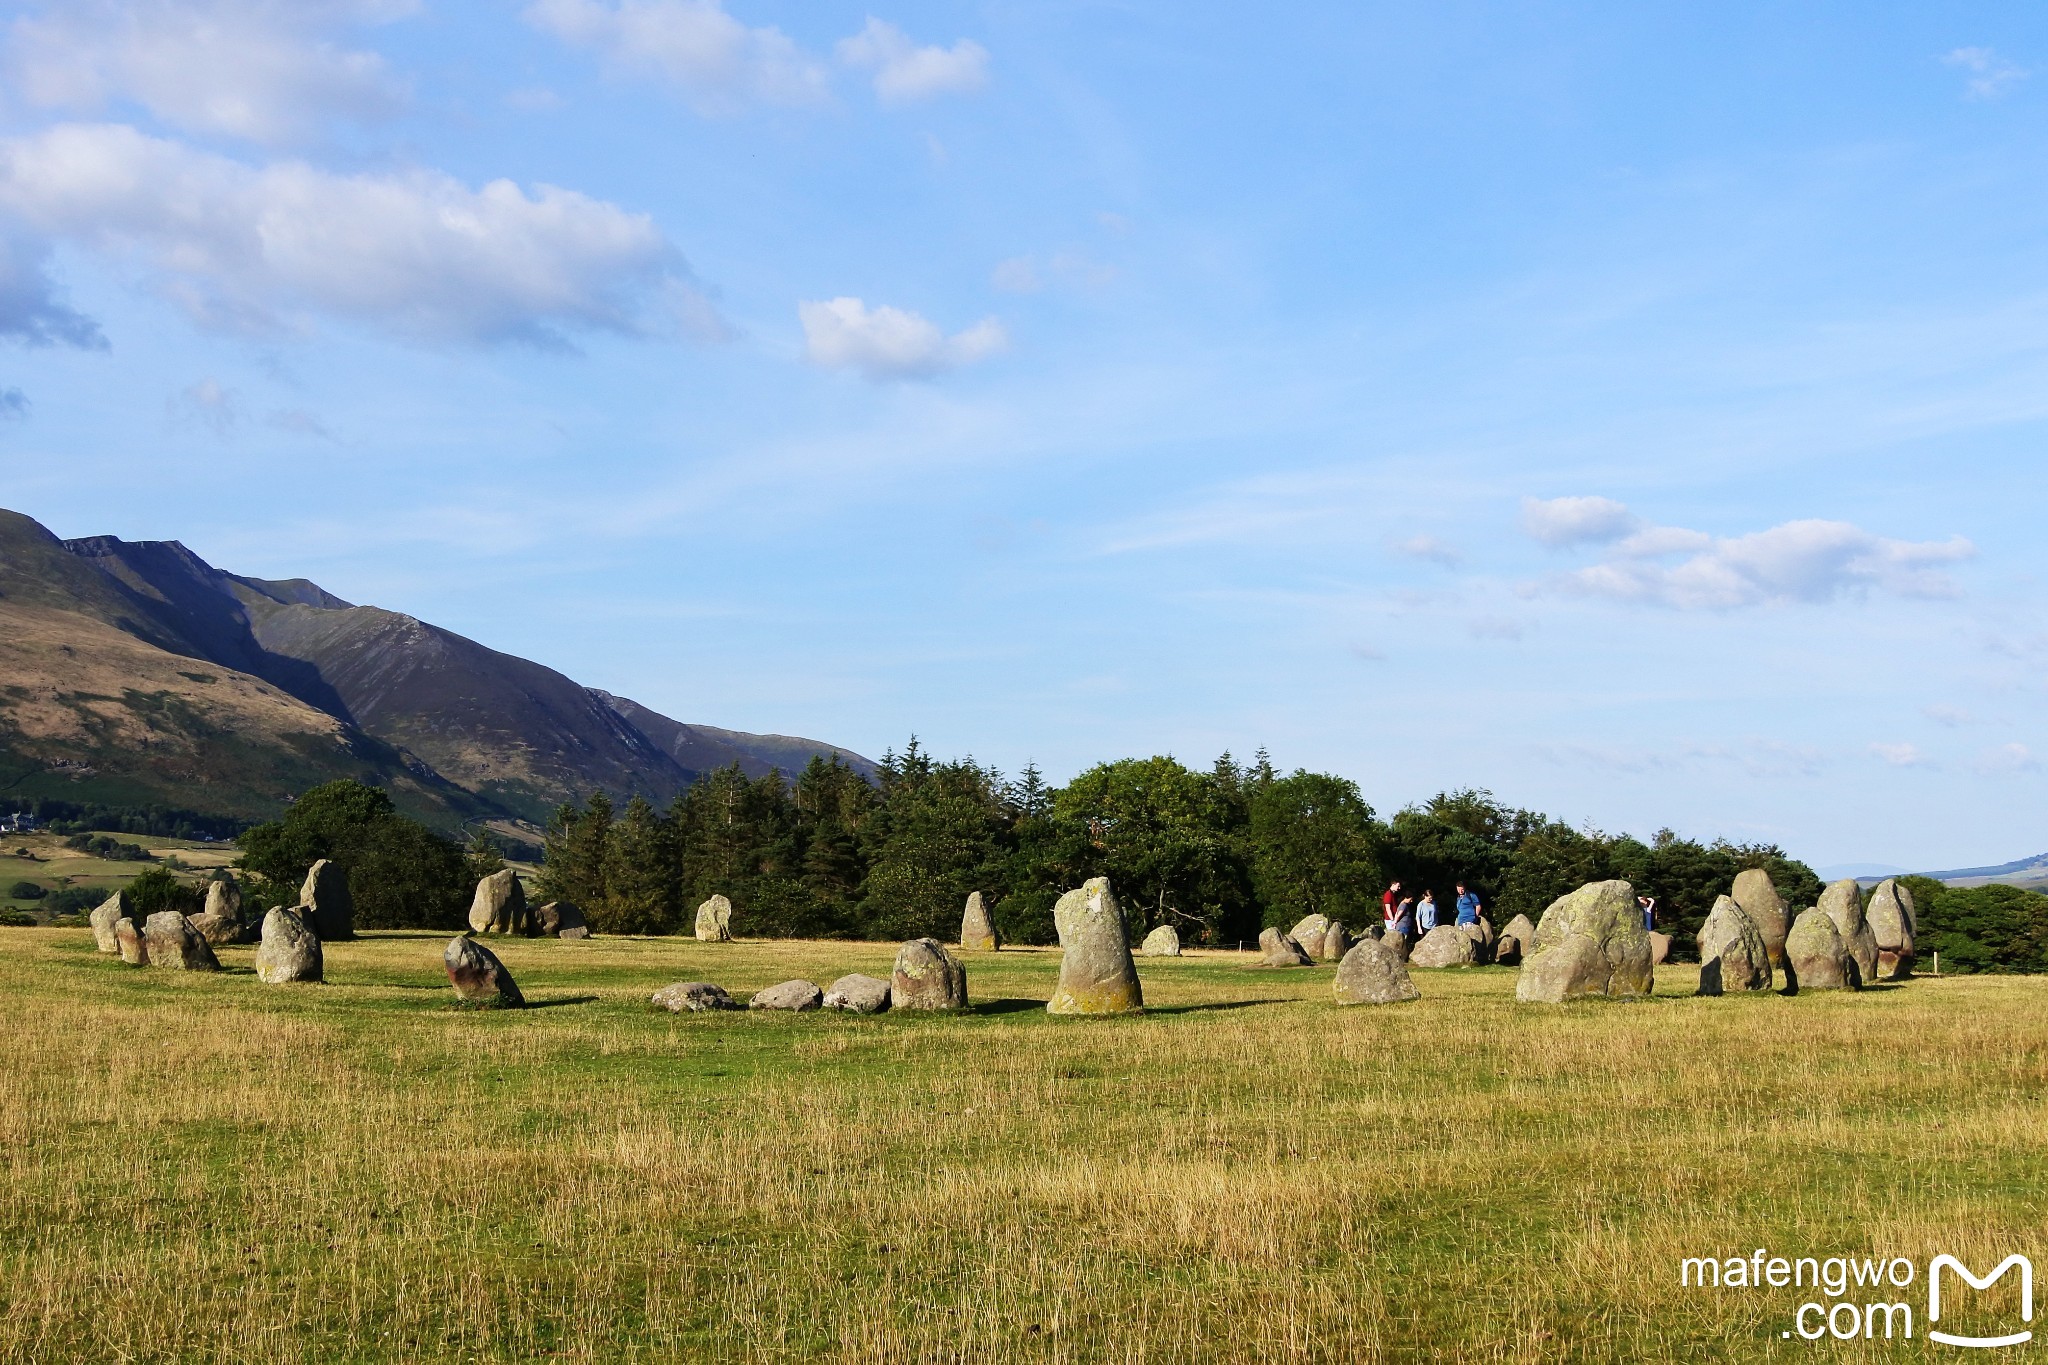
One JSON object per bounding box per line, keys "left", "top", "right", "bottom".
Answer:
{"left": 1639, "top": 895, "right": 1656, "bottom": 932}
{"left": 1455, "top": 882, "right": 1481, "bottom": 926}
{"left": 1416, "top": 890, "right": 1439, "bottom": 933}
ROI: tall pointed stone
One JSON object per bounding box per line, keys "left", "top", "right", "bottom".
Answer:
{"left": 301, "top": 859, "right": 354, "bottom": 941}
{"left": 1048, "top": 877, "right": 1143, "bottom": 1015}
{"left": 1730, "top": 868, "right": 1788, "bottom": 967}
{"left": 445, "top": 936, "right": 523, "bottom": 1007}
{"left": 959, "top": 891, "right": 1000, "bottom": 951}
{"left": 1695, "top": 895, "right": 1770, "bottom": 995}
{"left": 1865, "top": 878, "right": 1917, "bottom": 979}
{"left": 89, "top": 891, "right": 130, "bottom": 953}
{"left": 1785, "top": 907, "right": 1857, "bottom": 991}
{"left": 694, "top": 894, "right": 734, "bottom": 942}
{"left": 891, "top": 938, "right": 968, "bottom": 1011}
{"left": 256, "top": 907, "right": 323, "bottom": 984}
{"left": 1818, "top": 879, "right": 1878, "bottom": 987}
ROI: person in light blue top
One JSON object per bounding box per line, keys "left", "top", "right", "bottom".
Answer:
{"left": 1639, "top": 895, "right": 1656, "bottom": 932}
{"left": 1416, "top": 890, "right": 1439, "bottom": 933}
{"left": 1455, "top": 882, "right": 1481, "bottom": 926}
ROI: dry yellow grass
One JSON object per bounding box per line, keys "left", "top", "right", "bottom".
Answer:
{"left": 2, "top": 929, "right": 2042, "bottom": 1362}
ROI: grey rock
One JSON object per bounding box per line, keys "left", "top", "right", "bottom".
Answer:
{"left": 301, "top": 859, "right": 354, "bottom": 941}
{"left": 1258, "top": 926, "right": 1314, "bottom": 967}
{"left": 1411, "top": 924, "right": 1480, "bottom": 968}
{"left": 1785, "top": 906, "right": 1858, "bottom": 991}
{"left": 750, "top": 979, "right": 824, "bottom": 1011}
{"left": 1648, "top": 931, "right": 1672, "bottom": 967}
{"left": 1515, "top": 880, "right": 1653, "bottom": 1004}
{"left": 1818, "top": 879, "right": 1879, "bottom": 988}
{"left": 1731, "top": 868, "right": 1788, "bottom": 967}
{"left": 89, "top": 891, "right": 130, "bottom": 953}
{"left": 445, "top": 937, "right": 523, "bottom": 1006}
{"left": 1288, "top": 914, "right": 1332, "bottom": 960}
{"left": 255, "top": 906, "right": 323, "bottom": 984}
{"left": 694, "top": 894, "right": 734, "bottom": 943}
{"left": 1333, "top": 937, "right": 1420, "bottom": 1005}
{"left": 892, "top": 938, "right": 968, "bottom": 1011}
{"left": 1319, "top": 920, "right": 1353, "bottom": 962}
{"left": 1865, "top": 878, "right": 1916, "bottom": 980}
{"left": 143, "top": 912, "right": 219, "bottom": 971}
{"left": 114, "top": 915, "right": 148, "bottom": 966}
{"left": 531, "top": 900, "right": 590, "bottom": 939}
{"left": 1455, "top": 916, "right": 1496, "bottom": 964}
{"left": 1139, "top": 924, "right": 1183, "bottom": 957}
{"left": 822, "top": 973, "right": 891, "bottom": 1013}
{"left": 1496, "top": 913, "right": 1537, "bottom": 967}
{"left": 959, "top": 891, "right": 1000, "bottom": 951}
{"left": 192, "top": 874, "right": 249, "bottom": 946}
{"left": 651, "top": 981, "right": 740, "bottom": 1012}
{"left": 1048, "top": 877, "right": 1143, "bottom": 1015}
{"left": 1378, "top": 928, "right": 1412, "bottom": 964}
{"left": 467, "top": 869, "right": 529, "bottom": 935}
{"left": 1696, "top": 896, "right": 1771, "bottom": 995}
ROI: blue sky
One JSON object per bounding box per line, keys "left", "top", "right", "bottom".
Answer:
{"left": 3, "top": 1, "right": 2047, "bottom": 871}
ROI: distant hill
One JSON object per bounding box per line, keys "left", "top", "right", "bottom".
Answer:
{"left": 0, "top": 508, "right": 870, "bottom": 827}
{"left": 1916, "top": 851, "right": 2048, "bottom": 891}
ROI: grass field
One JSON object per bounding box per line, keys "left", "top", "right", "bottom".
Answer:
{"left": 0, "top": 831, "right": 239, "bottom": 915}
{"left": 2, "top": 928, "right": 2042, "bottom": 1362}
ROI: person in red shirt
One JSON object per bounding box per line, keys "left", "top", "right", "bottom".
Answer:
{"left": 1381, "top": 881, "right": 1403, "bottom": 934}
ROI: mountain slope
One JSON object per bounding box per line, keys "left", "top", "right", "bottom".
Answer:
{"left": 595, "top": 692, "right": 877, "bottom": 783}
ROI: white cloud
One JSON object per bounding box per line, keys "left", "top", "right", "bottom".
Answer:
{"left": 524, "top": 0, "right": 828, "bottom": 115}
{"left": 1944, "top": 46, "right": 2028, "bottom": 101}
{"left": 7, "top": 0, "right": 413, "bottom": 147}
{"left": 1544, "top": 516, "right": 1975, "bottom": 611}
{"left": 166, "top": 376, "right": 239, "bottom": 436}
{"left": 798, "top": 296, "right": 1005, "bottom": 380}
{"left": 1924, "top": 702, "right": 1975, "bottom": 727}
{"left": 836, "top": 18, "right": 988, "bottom": 104}
{"left": 1870, "top": 741, "right": 1933, "bottom": 768}
{"left": 1521, "top": 494, "right": 1639, "bottom": 547}
{"left": 1392, "top": 533, "right": 1462, "bottom": 567}
{"left": 1976, "top": 742, "right": 2040, "bottom": 775}
{"left": 0, "top": 123, "right": 719, "bottom": 346}
{"left": 0, "top": 232, "right": 105, "bottom": 348}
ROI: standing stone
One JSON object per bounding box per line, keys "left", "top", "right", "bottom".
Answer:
{"left": 822, "top": 974, "right": 891, "bottom": 1013}
{"left": 1333, "top": 937, "right": 1421, "bottom": 1005}
{"left": 532, "top": 900, "right": 591, "bottom": 940}
{"left": 191, "top": 874, "right": 247, "bottom": 946}
{"left": 892, "top": 938, "right": 969, "bottom": 1011}
{"left": 1289, "top": 914, "right": 1333, "bottom": 960}
{"left": 1647, "top": 931, "right": 1672, "bottom": 966}
{"left": 1731, "top": 868, "right": 1789, "bottom": 967}
{"left": 1258, "top": 926, "right": 1314, "bottom": 966}
{"left": 1496, "top": 913, "right": 1538, "bottom": 967}
{"left": 1411, "top": 925, "right": 1480, "bottom": 968}
{"left": 1515, "top": 880, "right": 1653, "bottom": 1004}
{"left": 1319, "top": 921, "right": 1353, "bottom": 962}
{"left": 651, "top": 981, "right": 740, "bottom": 1012}
{"left": 1696, "top": 895, "right": 1771, "bottom": 995}
{"left": 1455, "top": 917, "right": 1497, "bottom": 964}
{"left": 750, "top": 980, "right": 824, "bottom": 1011}
{"left": 1865, "top": 878, "right": 1916, "bottom": 980}
{"left": 114, "top": 915, "right": 148, "bottom": 966}
{"left": 1784, "top": 907, "right": 1858, "bottom": 991}
{"left": 467, "top": 869, "right": 529, "bottom": 935}
{"left": 445, "top": 936, "right": 523, "bottom": 1007}
{"left": 255, "top": 906, "right": 323, "bottom": 984}
{"left": 89, "top": 891, "right": 130, "bottom": 953}
{"left": 959, "top": 891, "right": 1001, "bottom": 951}
{"left": 1379, "top": 928, "right": 1413, "bottom": 964}
{"left": 1048, "top": 878, "right": 1143, "bottom": 1014}
{"left": 694, "top": 894, "right": 734, "bottom": 943}
{"left": 1818, "top": 880, "right": 1879, "bottom": 988}
{"left": 143, "top": 912, "right": 219, "bottom": 971}
{"left": 301, "top": 860, "right": 354, "bottom": 941}
{"left": 1140, "top": 924, "right": 1183, "bottom": 957}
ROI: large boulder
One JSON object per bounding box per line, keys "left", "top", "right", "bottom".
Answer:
{"left": 113, "top": 915, "right": 148, "bottom": 966}
{"left": 89, "top": 891, "right": 130, "bottom": 953}
{"left": 1411, "top": 925, "right": 1480, "bottom": 968}
{"left": 694, "top": 894, "right": 734, "bottom": 943}
{"left": 1730, "top": 868, "right": 1788, "bottom": 966}
{"left": 255, "top": 906, "right": 323, "bottom": 984}
{"left": 1333, "top": 937, "right": 1420, "bottom": 1005}
{"left": 1258, "top": 927, "right": 1314, "bottom": 966}
{"left": 191, "top": 874, "right": 248, "bottom": 946}
{"left": 892, "top": 938, "right": 968, "bottom": 1011}
{"left": 445, "top": 937, "right": 524, "bottom": 1006}
{"left": 822, "top": 974, "right": 891, "bottom": 1013}
{"left": 1865, "top": 878, "right": 1916, "bottom": 979}
{"left": 143, "top": 912, "right": 219, "bottom": 971}
{"left": 1785, "top": 907, "right": 1858, "bottom": 991}
{"left": 1140, "top": 924, "right": 1182, "bottom": 957}
{"left": 1818, "top": 880, "right": 1879, "bottom": 987}
{"left": 651, "top": 981, "right": 740, "bottom": 1012}
{"left": 1515, "top": 880, "right": 1653, "bottom": 1004}
{"left": 1289, "top": 914, "right": 1333, "bottom": 959}
{"left": 1695, "top": 896, "right": 1771, "bottom": 994}
{"left": 959, "top": 892, "right": 1000, "bottom": 951}
{"left": 1319, "top": 920, "right": 1353, "bottom": 962}
{"left": 1048, "top": 877, "right": 1143, "bottom": 1015}
{"left": 750, "top": 979, "right": 824, "bottom": 1011}
{"left": 301, "top": 860, "right": 354, "bottom": 941}
{"left": 468, "top": 869, "right": 529, "bottom": 935}
{"left": 531, "top": 900, "right": 591, "bottom": 939}
{"left": 1496, "top": 913, "right": 1537, "bottom": 967}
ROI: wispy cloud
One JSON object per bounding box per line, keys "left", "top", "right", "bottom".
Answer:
{"left": 798, "top": 296, "right": 1005, "bottom": 381}
{"left": 1521, "top": 494, "right": 1638, "bottom": 547}
{"left": 837, "top": 18, "right": 988, "bottom": 104}
{"left": 1392, "top": 533, "right": 1463, "bottom": 567}
{"left": 525, "top": 0, "right": 829, "bottom": 115}
{"left": 1870, "top": 741, "right": 1933, "bottom": 768}
{"left": 1944, "top": 46, "right": 2028, "bottom": 101}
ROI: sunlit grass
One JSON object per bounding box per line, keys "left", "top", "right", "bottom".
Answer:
{"left": 1, "top": 928, "right": 2039, "bottom": 1361}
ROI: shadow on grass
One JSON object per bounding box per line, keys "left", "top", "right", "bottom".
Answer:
{"left": 524, "top": 994, "right": 600, "bottom": 1010}
{"left": 1143, "top": 999, "right": 1281, "bottom": 1016}
{"left": 973, "top": 998, "right": 1046, "bottom": 1015}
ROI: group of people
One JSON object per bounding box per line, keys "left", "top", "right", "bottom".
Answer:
{"left": 1379, "top": 880, "right": 1484, "bottom": 939}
